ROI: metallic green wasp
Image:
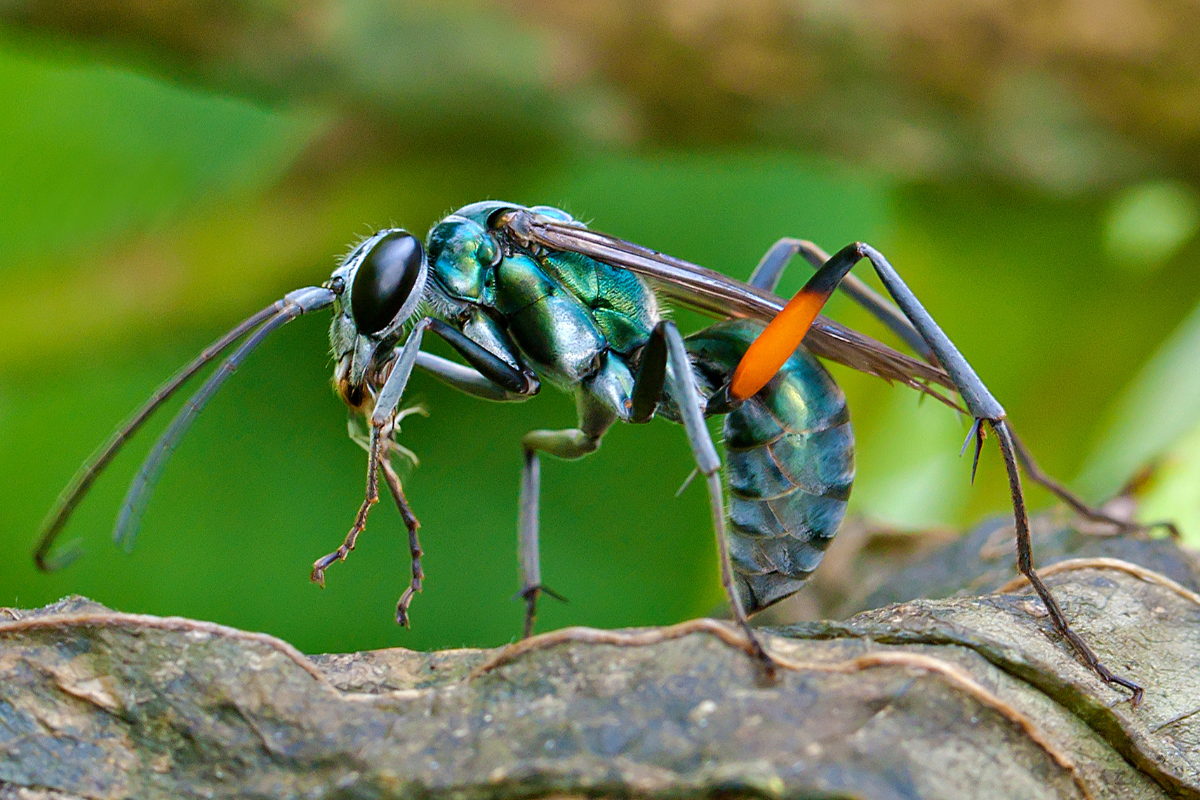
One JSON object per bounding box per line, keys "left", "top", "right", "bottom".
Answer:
{"left": 35, "top": 201, "right": 1156, "bottom": 701}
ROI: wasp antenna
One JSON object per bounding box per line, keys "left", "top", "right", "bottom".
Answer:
{"left": 32, "top": 300, "right": 293, "bottom": 571}
{"left": 112, "top": 287, "right": 335, "bottom": 552}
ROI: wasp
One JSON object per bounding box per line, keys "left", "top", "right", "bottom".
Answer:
{"left": 36, "top": 201, "right": 1156, "bottom": 701}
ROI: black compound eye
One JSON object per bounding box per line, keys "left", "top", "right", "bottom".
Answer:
{"left": 350, "top": 231, "right": 424, "bottom": 335}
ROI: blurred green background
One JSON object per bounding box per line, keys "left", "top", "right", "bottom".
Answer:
{"left": 3, "top": 1, "right": 1200, "bottom": 655}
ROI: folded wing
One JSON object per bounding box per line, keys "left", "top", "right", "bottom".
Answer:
{"left": 504, "top": 212, "right": 959, "bottom": 408}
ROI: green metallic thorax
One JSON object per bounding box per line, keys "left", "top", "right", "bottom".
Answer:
{"left": 427, "top": 202, "right": 657, "bottom": 399}
{"left": 536, "top": 249, "right": 659, "bottom": 355}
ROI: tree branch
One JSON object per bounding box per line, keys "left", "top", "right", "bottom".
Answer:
{"left": 1, "top": 516, "right": 1198, "bottom": 799}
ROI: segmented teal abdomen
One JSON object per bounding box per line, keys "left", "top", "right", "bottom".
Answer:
{"left": 686, "top": 319, "right": 854, "bottom": 614}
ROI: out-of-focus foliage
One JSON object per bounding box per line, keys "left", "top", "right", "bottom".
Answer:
{"left": 1104, "top": 181, "right": 1200, "bottom": 271}
{"left": 1081, "top": 301, "right": 1200, "bottom": 525}
{"left": 9, "top": 0, "right": 1200, "bottom": 187}
{"left": 1, "top": 1, "right": 1199, "bottom": 656}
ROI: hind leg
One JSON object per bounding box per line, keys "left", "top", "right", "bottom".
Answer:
{"left": 749, "top": 237, "right": 1174, "bottom": 539}
{"left": 750, "top": 238, "right": 935, "bottom": 361}
{"left": 735, "top": 242, "right": 1142, "bottom": 702}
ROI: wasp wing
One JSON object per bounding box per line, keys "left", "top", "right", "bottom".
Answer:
{"left": 505, "top": 212, "right": 959, "bottom": 406}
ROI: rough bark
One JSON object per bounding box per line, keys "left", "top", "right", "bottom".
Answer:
{"left": 1, "top": 517, "right": 1199, "bottom": 799}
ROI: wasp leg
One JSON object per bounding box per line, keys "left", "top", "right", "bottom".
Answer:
{"left": 416, "top": 325, "right": 545, "bottom": 634}
{"left": 381, "top": 345, "right": 538, "bottom": 626}
{"left": 316, "top": 318, "right": 542, "bottom": 596}
{"left": 749, "top": 238, "right": 936, "bottom": 362}
{"left": 754, "top": 239, "right": 1172, "bottom": 540}
{"left": 313, "top": 319, "right": 432, "bottom": 588}
{"left": 992, "top": 422, "right": 1143, "bottom": 703}
{"left": 377, "top": 454, "right": 425, "bottom": 627}
{"left": 763, "top": 242, "right": 1140, "bottom": 702}
{"left": 378, "top": 317, "right": 540, "bottom": 431}
{"left": 1007, "top": 428, "right": 1179, "bottom": 539}
{"left": 651, "top": 321, "right": 778, "bottom": 680}
{"left": 333, "top": 415, "right": 430, "bottom": 625}
{"left": 370, "top": 319, "right": 431, "bottom": 428}
{"left": 517, "top": 394, "right": 614, "bottom": 638}
{"left": 629, "top": 321, "right": 670, "bottom": 423}
{"left": 393, "top": 349, "right": 540, "bottom": 626}
{"left": 416, "top": 352, "right": 529, "bottom": 402}
{"left": 423, "top": 318, "right": 540, "bottom": 396}
{"left": 312, "top": 425, "right": 383, "bottom": 587}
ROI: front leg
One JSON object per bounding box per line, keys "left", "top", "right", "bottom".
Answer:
{"left": 314, "top": 317, "right": 540, "bottom": 625}
{"left": 310, "top": 317, "right": 435, "bottom": 590}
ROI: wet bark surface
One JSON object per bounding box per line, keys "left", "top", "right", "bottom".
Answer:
{"left": 1, "top": 518, "right": 1199, "bottom": 799}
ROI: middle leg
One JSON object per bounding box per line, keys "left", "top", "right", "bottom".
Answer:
{"left": 518, "top": 392, "right": 616, "bottom": 638}
{"left": 637, "top": 320, "right": 777, "bottom": 677}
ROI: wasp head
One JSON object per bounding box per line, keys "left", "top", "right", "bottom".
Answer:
{"left": 328, "top": 229, "right": 428, "bottom": 410}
